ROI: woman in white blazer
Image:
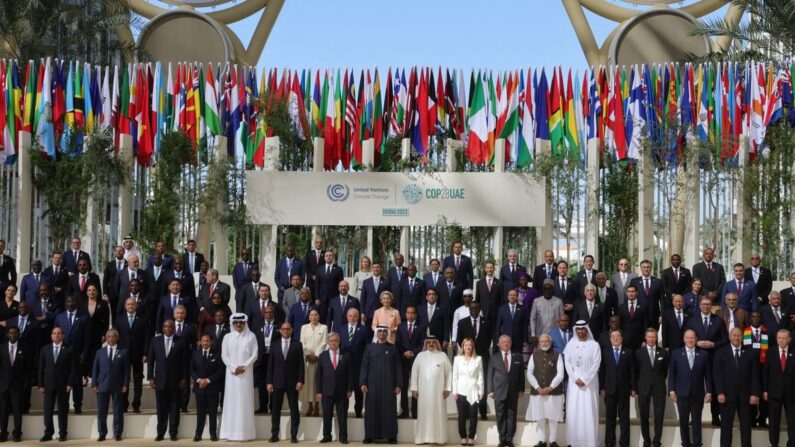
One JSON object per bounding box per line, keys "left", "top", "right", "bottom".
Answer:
{"left": 451, "top": 338, "right": 484, "bottom": 445}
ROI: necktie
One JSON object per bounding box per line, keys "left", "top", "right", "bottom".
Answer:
{"left": 283, "top": 340, "right": 289, "bottom": 359}
{"left": 408, "top": 323, "right": 413, "bottom": 338}
{"left": 261, "top": 301, "right": 267, "bottom": 317}
{"left": 644, "top": 278, "right": 650, "bottom": 295}
{"left": 503, "top": 352, "right": 509, "bottom": 371}
{"left": 172, "top": 296, "right": 177, "bottom": 309}
{"left": 54, "top": 266, "right": 58, "bottom": 275}
{"left": 473, "top": 319, "right": 478, "bottom": 338}
{"left": 587, "top": 271, "right": 592, "bottom": 283}
{"left": 332, "top": 350, "right": 338, "bottom": 369}
{"left": 674, "top": 269, "right": 679, "bottom": 281}
{"left": 738, "top": 281, "right": 743, "bottom": 295}
{"left": 599, "top": 289, "right": 605, "bottom": 302}
{"left": 35, "top": 274, "right": 39, "bottom": 285}
{"left": 80, "top": 275, "right": 86, "bottom": 291}
{"left": 19, "top": 317, "right": 25, "bottom": 333}
{"left": 117, "top": 261, "right": 122, "bottom": 271}
{"left": 108, "top": 347, "right": 113, "bottom": 360}
{"left": 349, "top": 326, "right": 354, "bottom": 342}
{"left": 456, "top": 256, "right": 460, "bottom": 268}
{"left": 74, "top": 251, "right": 78, "bottom": 262}
{"left": 326, "top": 265, "right": 330, "bottom": 275}
{"left": 433, "top": 273, "right": 437, "bottom": 285}
{"left": 429, "top": 304, "right": 435, "bottom": 317}
{"left": 562, "top": 279, "right": 567, "bottom": 292}
{"left": 708, "top": 263, "right": 713, "bottom": 272}
{"left": 734, "top": 348, "right": 740, "bottom": 368}
{"left": 54, "top": 346, "right": 59, "bottom": 360}
{"left": 204, "top": 350, "right": 208, "bottom": 361}
{"left": 210, "top": 283, "right": 216, "bottom": 298}
{"left": 688, "top": 350, "right": 694, "bottom": 368}
{"left": 487, "top": 277, "right": 492, "bottom": 291}
{"left": 754, "top": 329, "right": 759, "bottom": 342}
{"left": 216, "top": 325, "right": 221, "bottom": 338}
{"left": 341, "top": 296, "right": 346, "bottom": 309}
{"left": 130, "top": 271, "right": 135, "bottom": 280}
{"left": 704, "top": 316, "right": 709, "bottom": 331}
{"left": 775, "top": 307, "right": 781, "bottom": 323}
{"left": 396, "top": 268, "right": 401, "bottom": 281}
{"left": 677, "top": 311, "right": 682, "bottom": 327}
{"left": 649, "top": 348, "right": 655, "bottom": 365}
{"left": 448, "top": 283, "right": 453, "bottom": 297}
{"left": 614, "top": 348, "right": 620, "bottom": 365}
{"left": 510, "top": 305, "right": 515, "bottom": 318}
{"left": 154, "top": 267, "right": 160, "bottom": 281}
{"left": 302, "top": 303, "right": 308, "bottom": 317}
{"left": 588, "top": 301, "right": 593, "bottom": 317}
{"left": 253, "top": 283, "right": 258, "bottom": 294}
{"left": 316, "top": 251, "right": 320, "bottom": 263}
{"left": 782, "top": 350, "right": 787, "bottom": 372}
{"left": 409, "top": 279, "right": 414, "bottom": 290}
{"left": 621, "top": 272, "right": 626, "bottom": 284}
{"left": 190, "top": 254, "right": 195, "bottom": 272}
{"left": 68, "top": 312, "right": 74, "bottom": 328}
{"left": 546, "top": 265, "right": 551, "bottom": 278}
{"left": 373, "top": 278, "right": 379, "bottom": 290}
{"left": 9, "top": 345, "right": 14, "bottom": 366}
{"left": 177, "top": 323, "right": 182, "bottom": 336}
{"left": 629, "top": 302, "right": 635, "bottom": 318}
{"left": 265, "top": 323, "right": 272, "bottom": 337}
{"left": 128, "top": 315, "right": 133, "bottom": 328}
{"left": 165, "top": 338, "right": 171, "bottom": 356}
{"left": 511, "top": 264, "right": 515, "bottom": 274}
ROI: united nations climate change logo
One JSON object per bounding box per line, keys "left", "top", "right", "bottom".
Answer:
{"left": 402, "top": 184, "right": 423, "bottom": 205}
{"left": 326, "top": 184, "right": 350, "bottom": 202}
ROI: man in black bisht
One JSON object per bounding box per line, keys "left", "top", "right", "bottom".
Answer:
{"left": 360, "top": 325, "right": 402, "bottom": 444}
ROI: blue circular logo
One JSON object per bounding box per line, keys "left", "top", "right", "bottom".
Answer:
{"left": 402, "top": 184, "right": 423, "bottom": 205}
{"left": 326, "top": 184, "right": 350, "bottom": 202}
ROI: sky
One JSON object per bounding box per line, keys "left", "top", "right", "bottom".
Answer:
{"left": 146, "top": 0, "right": 729, "bottom": 71}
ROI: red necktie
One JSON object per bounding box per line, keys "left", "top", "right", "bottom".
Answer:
{"left": 80, "top": 275, "right": 86, "bottom": 292}
{"left": 629, "top": 302, "right": 635, "bottom": 318}
{"left": 332, "top": 351, "right": 337, "bottom": 370}
{"left": 210, "top": 283, "right": 215, "bottom": 297}
{"left": 738, "top": 281, "right": 743, "bottom": 295}
{"left": 782, "top": 350, "right": 787, "bottom": 372}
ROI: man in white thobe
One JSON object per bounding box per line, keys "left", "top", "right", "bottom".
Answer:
{"left": 563, "top": 320, "right": 601, "bottom": 447}
{"left": 410, "top": 337, "right": 452, "bottom": 444}
{"left": 219, "top": 313, "right": 259, "bottom": 441}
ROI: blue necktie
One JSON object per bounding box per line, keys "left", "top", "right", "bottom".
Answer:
{"left": 614, "top": 349, "right": 620, "bottom": 365}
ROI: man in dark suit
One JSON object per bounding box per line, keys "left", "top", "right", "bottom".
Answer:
{"left": 399, "top": 264, "right": 426, "bottom": 315}
{"left": 722, "top": 263, "right": 758, "bottom": 313}
{"left": 327, "top": 280, "right": 360, "bottom": 334}
{"left": 384, "top": 253, "right": 407, "bottom": 306}
{"left": 63, "top": 237, "right": 91, "bottom": 274}
{"left": 552, "top": 261, "right": 577, "bottom": 313}
{"left": 115, "top": 298, "right": 148, "bottom": 413}
{"left": 103, "top": 246, "right": 127, "bottom": 317}
{"left": 438, "top": 266, "right": 463, "bottom": 317}
{"left": 156, "top": 279, "right": 195, "bottom": 330}
{"left": 91, "top": 329, "right": 129, "bottom": 441}
{"left": 417, "top": 288, "right": 450, "bottom": 347}
{"left": 572, "top": 284, "right": 607, "bottom": 339}
{"left": 204, "top": 310, "right": 231, "bottom": 351}
{"left": 0, "top": 327, "right": 29, "bottom": 442}
{"left": 190, "top": 334, "right": 223, "bottom": 442}
{"left": 161, "top": 256, "right": 196, "bottom": 303}
{"left": 617, "top": 285, "right": 649, "bottom": 350}
{"left": 763, "top": 328, "right": 795, "bottom": 447}
{"left": 686, "top": 295, "right": 729, "bottom": 426}
{"left": 632, "top": 328, "right": 668, "bottom": 447}
{"left": 493, "top": 290, "right": 527, "bottom": 352}
{"left": 287, "top": 288, "right": 314, "bottom": 341}
{"left": 53, "top": 296, "right": 89, "bottom": 413}
{"left": 476, "top": 260, "right": 502, "bottom": 323}
{"left": 274, "top": 245, "right": 305, "bottom": 302}
{"left": 691, "top": 247, "right": 726, "bottom": 305}
{"left": 668, "top": 329, "right": 712, "bottom": 447}
{"left": 6, "top": 303, "right": 35, "bottom": 414}
{"left": 487, "top": 335, "right": 524, "bottom": 447}
{"left": 746, "top": 254, "right": 773, "bottom": 307}
{"left": 500, "top": 249, "right": 525, "bottom": 300}
{"left": 423, "top": 259, "right": 443, "bottom": 291}
{"left": 761, "top": 291, "right": 790, "bottom": 335}
{"left": 66, "top": 258, "right": 101, "bottom": 302}
{"left": 442, "top": 241, "right": 474, "bottom": 289}
{"left": 600, "top": 330, "right": 633, "bottom": 447}
{"left": 662, "top": 294, "right": 690, "bottom": 351}
{"left": 396, "top": 305, "right": 425, "bottom": 419}
{"left": 594, "top": 272, "right": 619, "bottom": 318}
{"left": 19, "top": 259, "right": 43, "bottom": 302}
{"left": 303, "top": 236, "right": 325, "bottom": 291}
{"left": 575, "top": 254, "right": 600, "bottom": 301}
{"left": 630, "top": 260, "right": 662, "bottom": 327}
{"left": 360, "top": 262, "right": 387, "bottom": 322}
{"left": 30, "top": 284, "right": 60, "bottom": 365}
{"left": 147, "top": 320, "right": 188, "bottom": 441}
{"left": 314, "top": 251, "right": 344, "bottom": 323}
{"left": 37, "top": 327, "right": 74, "bottom": 442}
{"left": 145, "top": 256, "right": 168, "bottom": 321}
{"left": 339, "top": 308, "right": 368, "bottom": 418}
{"left": 315, "top": 332, "right": 354, "bottom": 443}
{"left": 254, "top": 306, "right": 278, "bottom": 414}
{"left": 232, "top": 248, "right": 258, "bottom": 302}
{"left": 456, "top": 301, "right": 492, "bottom": 418}
{"left": 246, "top": 284, "right": 284, "bottom": 332}
{"left": 661, "top": 254, "right": 692, "bottom": 308}
{"left": 146, "top": 241, "right": 174, "bottom": 271}
{"left": 714, "top": 327, "right": 759, "bottom": 447}
{"left": 182, "top": 239, "right": 206, "bottom": 274}
{"left": 0, "top": 240, "right": 15, "bottom": 293}
{"left": 267, "top": 322, "right": 305, "bottom": 443}
{"left": 114, "top": 254, "right": 148, "bottom": 310}
{"left": 197, "top": 269, "right": 231, "bottom": 309}
{"left": 41, "top": 251, "right": 69, "bottom": 306}
{"left": 532, "top": 249, "right": 557, "bottom": 294}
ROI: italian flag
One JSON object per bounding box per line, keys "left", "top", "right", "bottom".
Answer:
{"left": 466, "top": 72, "right": 488, "bottom": 165}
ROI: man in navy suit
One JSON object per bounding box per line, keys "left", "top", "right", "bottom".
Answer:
{"left": 532, "top": 250, "right": 557, "bottom": 294}
{"left": 417, "top": 288, "right": 450, "bottom": 347}
{"left": 66, "top": 259, "right": 101, "bottom": 302}
{"left": 315, "top": 332, "right": 354, "bottom": 443}
{"left": 339, "top": 308, "right": 367, "bottom": 418}
{"left": 630, "top": 260, "right": 662, "bottom": 328}
{"left": 745, "top": 254, "right": 773, "bottom": 307}
{"left": 161, "top": 257, "right": 196, "bottom": 303}
{"left": 156, "top": 279, "right": 195, "bottom": 330}
{"left": 246, "top": 284, "right": 284, "bottom": 332}
{"left": 360, "top": 262, "right": 387, "bottom": 323}
{"left": 399, "top": 264, "right": 425, "bottom": 315}
{"left": 552, "top": 261, "right": 577, "bottom": 313}
{"left": 37, "top": 327, "right": 74, "bottom": 442}
{"left": 713, "top": 327, "right": 760, "bottom": 447}
{"left": 575, "top": 254, "right": 600, "bottom": 301}
{"left": 232, "top": 248, "right": 258, "bottom": 298}
{"left": 423, "top": 259, "right": 443, "bottom": 291}
{"left": 145, "top": 256, "right": 168, "bottom": 321}
{"left": 314, "top": 251, "right": 344, "bottom": 323}
{"left": 19, "top": 259, "right": 43, "bottom": 302}
{"left": 274, "top": 245, "right": 305, "bottom": 301}
{"left": 384, "top": 253, "right": 407, "bottom": 307}
{"left": 303, "top": 236, "right": 325, "bottom": 291}
{"left": 396, "top": 305, "right": 425, "bottom": 419}
{"left": 442, "top": 241, "right": 474, "bottom": 289}
{"left": 41, "top": 252, "right": 68, "bottom": 305}
{"left": 477, "top": 261, "right": 503, "bottom": 323}
{"left": 190, "top": 334, "right": 223, "bottom": 442}
{"left": 114, "top": 298, "right": 148, "bottom": 413}
{"left": 721, "top": 263, "right": 758, "bottom": 313}
{"left": 600, "top": 329, "right": 634, "bottom": 447}
{"left": 500, "top": 249, "right": 525, "bottom": 301}
{"left": 103, "top": 246, "right": 127, "bottom": 317}
{"left": 668, "top": 329, "right": 712, "bottom": 447}
{"left": 287, "top": 288, "right": 314, "bottom": 341}
{"left": 6, "top": 302, "right": 35, "bottom": 414}
{"left": 182, "top": 239, "right": 206, "bottom": 274}
{"left": 267, "top": 322, "right": 305, "bottom": 443}
{"left": 0, "top": 327, "right": 29, "bottom": 442}
{"left": 148, "top": 320, "right": 188, "bottom": 442}
{"left": 53, "top": 296, "right": 89, "bottom": 413}
{"left": 254, "top": 306, "right": 278, "bottom": 414}
{"left": 146, "top": 240, "right": 174, "bottom": 271}
{"left": 493, "top": 289, "right": 527, "bottom": 352}
{"left": 662, "top": 294, "right": 691, "bottom": 351}
{"left": 327, "top": 280, "right": 360, "bottom": 334}
{"left": 30, "top": 284, "right": 60, "bottom": 363}
{"left": 63, "top": 237, "right": 91, "bottom": 274}
{"left": 114, "top": 254, "right": 148, "bottom": 310}
{"left": 686, "top": 296, "right": 728, "bottom": 426}
{"left": 91, "top": 329, "right": 129, "bottom": 441}
{"left": 438, "top": 266, "right": 463, "bottom": 316}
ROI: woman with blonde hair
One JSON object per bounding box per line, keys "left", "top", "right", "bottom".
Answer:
{"left": 350, "top": 255, "right": 373, "bottom": 299}
{"left": 451, "top": 337, "right": 484, "bottom": 445}
{"left": 299, "top": 308, "right": 328, "bottom": 416}
{"left": 371, "top": 291, "right": 401, "bottom": 344}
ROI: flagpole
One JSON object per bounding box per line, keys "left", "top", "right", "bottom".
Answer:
{"left": 259, "top": 136, "right": 281, "bottom": 297}
{"left": 362, "top": 139, "right": 375, "bottom": 260}
{"left": 492, "top": 139, "right": 506, "bottom": 271}
{"left": 398, "top": 138, "right": 411, "bottom": 257}
{"left": 16, "top": 130, "right": 33, "bottom": 273}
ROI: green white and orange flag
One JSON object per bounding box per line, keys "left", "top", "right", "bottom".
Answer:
{"left": 466, "top": 71, "right": 488, "bottom": 165}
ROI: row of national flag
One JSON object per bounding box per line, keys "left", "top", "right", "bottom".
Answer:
{"left": 0, "top": 59, "right": 792, "bottom": 168}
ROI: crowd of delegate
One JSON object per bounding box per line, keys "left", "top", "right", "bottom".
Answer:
{"left": 0, "top": 234, "right": 792, "bottom": 447}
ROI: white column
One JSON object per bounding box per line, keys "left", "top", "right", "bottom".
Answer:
{"left": 362, "top": 139, "right": 375, "bottom": 260}
{"left": 492, "top": 139, "right": 506, "bottom": 269}
{"left": 213, "top": 136, "right": 229, "bottom": 274}
{"left": 669, "top": 168, "right": 687, "bottom": 259}
{"left": 446, "top": 139, "right": 462, "bottom": 172}
{"left": 536, "top": 139, "right": 553, "bottom": 264}
{"left": 585, "top": 138, "right": 600, "bottom": 265}
{"left": 637, "top": 144, "right": 655, "bottom": 263}
{"left": 311, "top": 137, "right": 324, "bottom": 249}
{"left": 260, "top": 136, "right": 281, "bottom": 289}
{"left": 16, "top": 131, "right": 32, "bottom": 273}
{"left": 118, "top": 134, "right": 134, "bottom": 240}
{"left": 683, "top": 146, "right": 700, "bottom": 268}
{"left": 398, "top": 138, "right": 411, "bottom": 257}
{"left": 734, "top": 135, "right": 750, "bottom": 263}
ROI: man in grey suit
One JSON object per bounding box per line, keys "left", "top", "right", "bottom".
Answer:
{"left": 487, "top": 335, "right": 525, "bottom": 447}
{"left": 610, "top": 258, "right": 636, "bottom": 307}
{"left": 282, "top": 274, "right": 304, "bottom": 317}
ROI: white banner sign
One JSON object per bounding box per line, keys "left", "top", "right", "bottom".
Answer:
{"left": 246, "top": 171, "right": 546, "bottom": 227}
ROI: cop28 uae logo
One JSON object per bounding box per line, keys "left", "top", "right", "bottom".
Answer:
{"left": 326, "top": 184, "right": 350, "bottom": 202}
{"left": 402, "top": 184, "right": 423, "bottom": 204}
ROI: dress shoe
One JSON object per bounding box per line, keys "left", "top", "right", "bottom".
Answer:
{"left": 98, "top": 434, "right": 107, "bottom": 441}
{"left": 114, "top": 436, "right": 122, "bottom": 441}
{"left": 290, "top": 437, "right": 298, "bottom": 443}
{"left": 155, "top": 435, "right": 165, "bottom": 441}
{"left": 398, "top": 412, "right": 408, "bottom": 419}
{"left": 12, "top": 435, "right": 21, "bottom": 442}
{"left": 497, "top": 443, "right": 505, "bottom": 447}
{"left": 759, "top": 421, "right": 769, "bottom": 428}
{"left": 193, "top": 435, "right": 201, "bottom": 442}
{"left": 132, "top": 407, "right": 141, "bottom": 414}
{"left": 57, "top": 436, "right": 67, "bottom": 442}
{"left": 255, "top": 408, "right": 268, "bottom": 414}
{"left": 340, "top": 440, "right": 348, "bottom": 445}
{"left": 388, "top": 439, "right": 397, "bottom": 444}
{"left": 550, "top": 443, "right": 560, "bottom": 447}
{"left": 74, "top": 408, "right": 82, "bottom": 414}
{"left": 181, "top": 407, "right": 188, "bottom": 413}
{"left": 211, "top": 435, "right": 219, "bottom": 442}
{"left": 40, "top": 435, "right": 53, "bottom": 442}
{"left": 170, "top": 435, "right": 178, "bottom": 441}
{"left": 362, "top": 439, "right": 372, "bottom": 444}
{"left": 711, "top": 418, "right": 721, "bottom": 427}
{"left": 320, "top": 438, "right": 332, "bottom": 443}
{"left": 269, "top": 436, "right": 279, "bottom": 442}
